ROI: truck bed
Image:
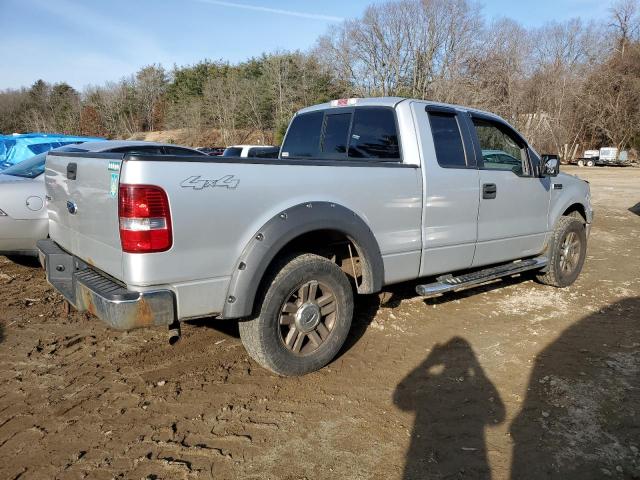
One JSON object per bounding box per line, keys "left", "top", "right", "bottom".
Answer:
{"left": 45, "top": 151, "right": 423, "bottom": 319}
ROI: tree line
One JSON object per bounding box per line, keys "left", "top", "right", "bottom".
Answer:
{"left": 0, "top": 0, "right": 638, "bottom": 158}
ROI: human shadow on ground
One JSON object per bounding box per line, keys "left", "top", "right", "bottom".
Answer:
{"left": 394, "top": 337, "right": 506, "bottom": 479}
{"left": 510, "top": 297, "right": 640, "bottom": 479}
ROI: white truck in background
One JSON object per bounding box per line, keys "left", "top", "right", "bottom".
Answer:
{"left": 576, "top": 147, "right": 629, "bottom": 167}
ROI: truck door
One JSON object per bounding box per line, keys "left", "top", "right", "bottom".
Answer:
{"left": 470, "top": 115, "right": 550, "bottom": 267}
{"left": 414, "top": 103, "right": 480, "bottom": 276}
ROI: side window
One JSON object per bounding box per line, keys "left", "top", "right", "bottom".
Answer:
{"left": 428, "top": 112, "right": 467, "bottom": 168}
{"left": 473, "top": 119, "right": 527, "bottom": 174}
{"left": 349, "top": 108, "right": 399, "bottom": 159}
{"left": 321, "top": 113, "right": 351, "bottom": 156}
{"left": 281, "top": 111, "right": 323, "bottom": 158}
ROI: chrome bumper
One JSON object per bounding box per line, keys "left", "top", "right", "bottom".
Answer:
{"left": 37, "top": 239, "right": 175, "bottom": 330}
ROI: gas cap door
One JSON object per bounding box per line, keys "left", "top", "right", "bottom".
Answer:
{"left": 26, "top": 195, "right": 44, "bottom": 211}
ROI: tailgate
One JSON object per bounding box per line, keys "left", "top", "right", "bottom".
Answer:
{"left": 45, "top": 152, "right": 124, "bottom": 279}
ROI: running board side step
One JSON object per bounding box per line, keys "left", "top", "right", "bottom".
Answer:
{"left": 415, "top": 257, "right": 548, "bottom": 298}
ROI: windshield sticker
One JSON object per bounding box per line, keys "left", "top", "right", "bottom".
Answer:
{"left": 110, "top": 173, "right": 119, "bottom": 197}
{"left": 108, "top": 160, "right": 121, "bottom": 172}
{"left": 180, "top": 175, "right": 240, "bottom": 190}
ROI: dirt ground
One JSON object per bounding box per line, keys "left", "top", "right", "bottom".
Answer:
{"left": 1, "top": 166, "right": 639, "bottom": 480}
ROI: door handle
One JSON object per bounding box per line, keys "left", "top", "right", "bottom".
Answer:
{"left": 482, "top": 183, "right": 497, "bottom": 199}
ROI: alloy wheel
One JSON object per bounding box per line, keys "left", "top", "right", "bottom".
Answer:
{"left": 278, "top": 280, "right": 337, "bottom": 355}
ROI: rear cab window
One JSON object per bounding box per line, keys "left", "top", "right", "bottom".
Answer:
{"left": 321, "top": 113, "right": 351, "bottom": 156}
{"left": 349, "top": 108, "right": 400, "bottom": 159}
{"left": 281, "top": 107, "right": 401, "bottom": 162}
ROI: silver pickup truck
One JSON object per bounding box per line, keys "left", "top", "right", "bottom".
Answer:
{"left": 38, "top": 97, "right": 593, "bottom": 376}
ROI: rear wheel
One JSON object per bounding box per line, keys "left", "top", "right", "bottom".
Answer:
{"left": 586, "top": 159, "right": 595, "bottom": 167}
{"left": 537, "top": 216, "right": 587, "bottom": 287}
{"left": 239, "top": 253, "right": 353, "bottom": 376}
{"left": 577, "top": 159, "right": 585, "bottom": 167}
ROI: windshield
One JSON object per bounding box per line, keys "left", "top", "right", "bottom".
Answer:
{"left": 2, "top": 145, "right": 88, "bottom": 179}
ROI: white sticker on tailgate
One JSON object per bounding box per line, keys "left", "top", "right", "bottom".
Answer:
{"left": 110, "top": 173, "right": 119, "bottom": 197}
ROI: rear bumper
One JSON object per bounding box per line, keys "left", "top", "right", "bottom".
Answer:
{"left": 37, "top": 239, "right": 175, "bottom": 330}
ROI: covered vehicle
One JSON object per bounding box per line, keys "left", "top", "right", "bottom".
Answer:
{"left": 0, "top": 133, "right": 103, "bottom": 171}
{"left": 0, "top": 140, "right": 206, "bottom": 256}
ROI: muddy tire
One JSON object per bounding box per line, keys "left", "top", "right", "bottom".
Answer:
{"left": 586, "top": 159, "right": 595, "bottom": 167}
{"left": 239, "top": 253, "right": 353, "bottom": 376}
{"left": 577, "top": 159, "right": 584, "bottom": 167}
{"left": 536, "top": 216, "right": 587, "bottom": 287}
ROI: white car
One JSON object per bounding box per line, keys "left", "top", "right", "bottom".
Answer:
{"left": 222, "top": 145, "right": 279, "bottom": 158}
{"left": 0, "top": 141, "right": 206, "bottom": 256}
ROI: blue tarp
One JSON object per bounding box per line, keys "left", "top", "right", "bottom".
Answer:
{"left": 0, "top": 133, "right": 104, "bottom": 170}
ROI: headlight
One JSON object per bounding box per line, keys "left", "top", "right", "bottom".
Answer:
{"left": 0, "top": 208, "right": 7, "bottom": 216}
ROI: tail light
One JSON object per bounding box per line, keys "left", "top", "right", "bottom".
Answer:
{"left": 119, "top": 184, "right": 172, "bottom": 253}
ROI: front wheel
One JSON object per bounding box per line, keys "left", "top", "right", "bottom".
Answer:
{"left": 586, "top": 159, "right": 595, "bottom": 167}
{"left": 239, "top": 253, "right": 354, "bottom": 376}
{"left": 536, "top": 216, "right": 587, "bottom": 287}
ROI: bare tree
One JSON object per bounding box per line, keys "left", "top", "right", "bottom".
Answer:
{"left": 610, "top": 0, "right": 640, "bottom": 56}
{"left": 135, "top": 65, "right": 168, "bottom": 131}
{"left": 581, "top": 41, "right": 640, "bottom": 150}
{"left": 202, "top": 70, "right": 244, "bottom": 145}
{"left": 0, "top": 88, "right": 29, "bottom": 133}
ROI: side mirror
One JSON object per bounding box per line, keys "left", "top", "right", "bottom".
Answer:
{"left": 542, "top": 157, "right": 560, "bottom": 177}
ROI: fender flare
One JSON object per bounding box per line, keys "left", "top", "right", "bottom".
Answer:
{"left": 551, "top": 199, "right": 591, "bottom": 227}
{"left": 221, "top": 202, "right": 384, "bottom": 319}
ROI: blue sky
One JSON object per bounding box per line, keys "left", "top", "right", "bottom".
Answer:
{"left": 0, "top": 0, "right": 612, "bottom": 90}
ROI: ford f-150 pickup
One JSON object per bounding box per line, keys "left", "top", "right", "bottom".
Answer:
{"left": 38, "top": 97, "right": 593, "bottom": 376}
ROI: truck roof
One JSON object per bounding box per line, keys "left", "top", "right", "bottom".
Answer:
{"left": 297, "top": 96, "right": 504, "bottom": 122}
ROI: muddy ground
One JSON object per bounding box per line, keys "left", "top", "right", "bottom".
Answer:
{"left": 1, "top": 166, "right": 639, "bottom": 480}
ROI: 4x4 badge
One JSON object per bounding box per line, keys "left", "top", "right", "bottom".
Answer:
{"left": 180, "top": 175, "right": 239, "bottom": 190}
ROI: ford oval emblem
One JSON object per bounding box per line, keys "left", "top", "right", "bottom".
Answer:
{"left": 66, "top": 200, "right": 78, "bottom": 215}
